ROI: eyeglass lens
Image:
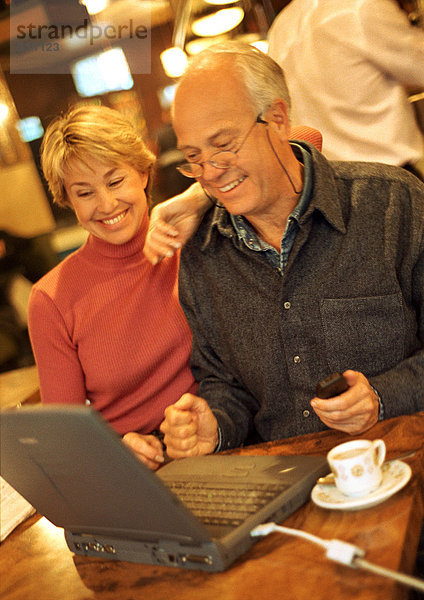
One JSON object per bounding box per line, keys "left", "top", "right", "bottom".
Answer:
{"left": 177, "top": 116, "right": 261, "bottom": 178}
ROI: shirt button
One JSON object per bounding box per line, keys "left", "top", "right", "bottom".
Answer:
{"left": 303, "top": 410, "right": 310, "bottom": 418}
{"left": 283, "top": 301, "right": 291, "bottom": 310}
{"left": 293, "top": 355, "right": 301, "bottom": 364}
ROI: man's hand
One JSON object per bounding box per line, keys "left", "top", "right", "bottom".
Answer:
{"left": 160, "top": 393, "right": 218, "bottom": 459}
{"left": 122, "top": 432, "right": 165, "bottom": 471}
{"left": 310, "top": 370, "right": 380, "bottom": 435}
{"left": 144, "top": 183, "right": 212, "bottom": 265}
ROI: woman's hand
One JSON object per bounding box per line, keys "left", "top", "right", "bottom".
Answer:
{"left": 122, "top": 432, "right": 165, "bottom": 470}
{"left": 144, "top": 183, "right": 212, "bottom": 264}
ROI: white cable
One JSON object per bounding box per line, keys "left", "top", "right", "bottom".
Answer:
{"left": 251, "top": 522, "right": 424, "bottom": 594}
{"left": 354, "top": 557, "right": 424, "bottom": 592}
{"left": 252, "top": 523, "right": 337, "bottom": 551}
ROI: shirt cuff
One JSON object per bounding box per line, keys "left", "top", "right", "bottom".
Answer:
{"left": 371, "top": 385, "right": 384, "bottom": 421}
{"left": 214, "top": 423, "right": 223, "bottom": 453}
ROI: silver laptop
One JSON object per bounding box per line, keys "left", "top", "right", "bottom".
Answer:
{"left": 0, "top": 405, "right": 327, "bottom": 572}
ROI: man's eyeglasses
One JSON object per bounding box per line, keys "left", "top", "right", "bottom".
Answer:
{"left": 176, "top": 115, "right": 265, "bottom": 179}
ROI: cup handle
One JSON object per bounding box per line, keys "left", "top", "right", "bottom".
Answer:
{"left": 372, "top": 439, "right": 386, "bottom": 467}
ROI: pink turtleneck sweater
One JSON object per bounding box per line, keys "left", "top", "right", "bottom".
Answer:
{"left": 28, "top": 213, "right": 197, "bottom": 435}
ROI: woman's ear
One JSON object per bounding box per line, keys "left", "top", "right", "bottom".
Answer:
{"left": 61, "top": 189, "right": 73, "bottom": 211}
{"left": 139, "top": 171, "right": 149, "bottom": 190}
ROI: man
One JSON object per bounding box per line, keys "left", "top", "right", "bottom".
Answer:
{"left": 267, "top": 0, "right": 424, "bottom": 178}
{"left": 145, "top": 42, "right": 424, "bottom": 459}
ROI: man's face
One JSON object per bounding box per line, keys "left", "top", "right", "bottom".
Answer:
{"left": 173, "top": 63, "right": 289, "bottom": 219}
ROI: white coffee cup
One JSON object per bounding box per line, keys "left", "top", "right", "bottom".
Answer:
{"left": 327, "top": 439, "right": 386, "bottom": 498}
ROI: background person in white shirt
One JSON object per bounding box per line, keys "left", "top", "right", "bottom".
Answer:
{"left": 267, "top": 0, "right": 424, "bottom": 179}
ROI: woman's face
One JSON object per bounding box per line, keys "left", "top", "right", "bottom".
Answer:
{"left": 63, "top": 156, "right": 149, "bottom": 245}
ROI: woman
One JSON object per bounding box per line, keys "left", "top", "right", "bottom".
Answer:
{"left": 28, "top": 105, "right": 207, "bottom": 469}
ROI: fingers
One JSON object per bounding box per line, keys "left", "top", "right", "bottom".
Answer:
{"left": 341, "top": 369, "right": 360, "bottom": 388}
{"left": 160, "top": 394, "right": 217, "bottom": 459}
{"left": 160, "top": 394, "right": 199, "bottom": 457}
{"left": 162, "top": 392, "right": 202, "bottom": 418}
{"left": 143, "top": 219, "right": 182, "bottom": 265}
{"left": 122, "top": 432, "right": 165, "bottom": 471}
{"left": 310, "top": 370, "right": 379, "bottom": 434}
{"left": 144, "top": 183, "right": 211, "bottom": 265}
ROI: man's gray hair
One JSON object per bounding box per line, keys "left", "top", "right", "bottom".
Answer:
{"left": 177, "top": 41, "right": 291, "bottom": 117}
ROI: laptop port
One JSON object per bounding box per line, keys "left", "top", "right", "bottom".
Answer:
{"left": 88, "top": 542, "right": 104, "bottom": 552}
{"left": 181, "top": 554, "right": 213, "bottom": 565}
{"left": 153, "top": 548, "right": 179, "bottom": 565}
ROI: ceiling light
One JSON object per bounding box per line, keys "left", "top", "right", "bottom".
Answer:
{"left": 160, "top": 47, "right": 188, "bottom": 78}
{"left": 0, "top": 103, "right": 9, "bottom": 125}
{"left": 71, "top": 48, "right": 134, "bottom": 97}
{"left": 251, "top": 40, "right": 268, "bottom": 53}
{"left": 16, "top": 116, "right": 44, "bottom": 142}
{"left": 192, "top": 7, "right": 244, "bottom": 37}
{"left": 185, "top": 35, "right": 229, "bottom": 55}
{"left": 79, "top": 0, "right": 109, "bottom": 16}
{"left": 204, "top": 0, "right": 239, "bottom": 4}
{"left": 230, "top": 32, "right": 268, "bottom": 54}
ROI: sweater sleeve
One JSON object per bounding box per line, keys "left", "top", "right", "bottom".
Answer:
{"left": 179, "top": 251, "right": 261, "bottom": 450}
{"left": 369, "top": 180, "right": 424, "bottom": 418}
{"left": 28, "top": 286, "right": 87, "bottom": 405}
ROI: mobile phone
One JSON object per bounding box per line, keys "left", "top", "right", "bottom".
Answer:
{"left": 316, "top": 372, "right": 348, "bottom": 399}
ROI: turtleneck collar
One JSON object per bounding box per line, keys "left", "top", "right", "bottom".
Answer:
{"left": 84, "top": 208, "right": 149, "bottom": 261}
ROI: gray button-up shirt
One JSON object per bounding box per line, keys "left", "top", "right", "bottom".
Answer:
{"left": 179, "top": 142, "right": 424, "bottom": 449}
{"left": 230, "top": 143, "right": 313, "bottom": 275}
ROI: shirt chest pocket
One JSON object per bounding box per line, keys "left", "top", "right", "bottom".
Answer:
{"left": 320, "top": 293, "right": 405, "bottom": 375}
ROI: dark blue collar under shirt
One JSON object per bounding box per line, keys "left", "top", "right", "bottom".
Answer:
{"left": 230, "top": 142, "right": 313, "bottom": 275}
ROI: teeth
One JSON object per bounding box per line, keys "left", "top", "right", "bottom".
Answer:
{"left": 219, "top": 176, "right": 246, "bottom": 193}
{"left": 102, "top": 210, "right": 126, "bottom": 225}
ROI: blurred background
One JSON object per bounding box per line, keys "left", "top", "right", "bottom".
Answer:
{"left": 0, "top": 0, "right": 290, "bottom": 212}
{"left": 0, "top": 0, "right": 423, "bottom": 372}
{"left": 0, "top": 0, "right": 293, "bottom": 372}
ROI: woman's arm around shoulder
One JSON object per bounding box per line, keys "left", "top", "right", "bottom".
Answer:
{"left": 144, "top": 183, "right": 213, "bottom": 265}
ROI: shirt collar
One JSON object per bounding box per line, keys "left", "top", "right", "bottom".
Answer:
{"left": 200, "top": 141, "right": 346, "bottom": 251}
{"left": 230, "top": 142, "right": 313, "bottom": 250}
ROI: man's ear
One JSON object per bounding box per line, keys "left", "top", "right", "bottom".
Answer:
{"left": 263, "top": 100, "right": 290, "bottom": 136}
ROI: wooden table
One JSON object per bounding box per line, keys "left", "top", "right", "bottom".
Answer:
{"left": 0, "top": 365, "right": 40, "bottom": 409}
{"left": 1, "top": 412, "right": 423, "bottom": 600}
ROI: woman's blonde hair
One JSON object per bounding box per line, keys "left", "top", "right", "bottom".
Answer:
{"left": 41, "top": 104, "right": 156, "bottom": 208}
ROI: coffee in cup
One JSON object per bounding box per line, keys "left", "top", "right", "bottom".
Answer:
{"left": 327, "top": 439, "right": 386, "bottom": 498}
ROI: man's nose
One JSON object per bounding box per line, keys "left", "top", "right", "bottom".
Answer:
{"left": 201, "top": 160, "right": 225, "bottom": 182}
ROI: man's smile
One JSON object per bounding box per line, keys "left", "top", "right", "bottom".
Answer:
{"left": 218, "top": 175, "right": 247, "bottom": 193}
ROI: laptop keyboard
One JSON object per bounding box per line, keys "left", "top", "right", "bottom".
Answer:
{"left": 168, "top": 481, "right": 288, "bottom": 527}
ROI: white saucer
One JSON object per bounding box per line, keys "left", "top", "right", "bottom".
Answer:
{"left": 311, "top": 460, "right": 412, "bottom": 511}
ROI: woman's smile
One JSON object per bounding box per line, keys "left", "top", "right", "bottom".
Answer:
{"left": 64, "top": 157, "right": 149, "bottom": 245}
{"left": 98, "top": 208, "right": 129, "bottom": 227}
